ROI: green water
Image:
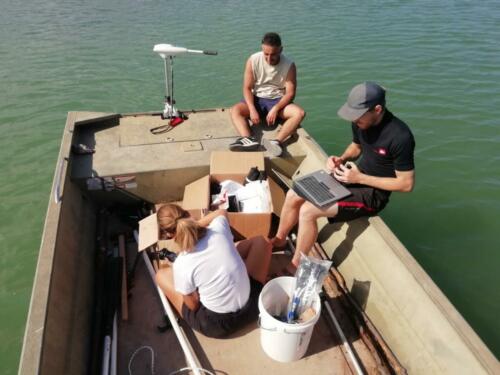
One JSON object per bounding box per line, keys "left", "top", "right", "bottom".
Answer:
{"left": 1, "top": 0, "right": 499, "bottom": 372}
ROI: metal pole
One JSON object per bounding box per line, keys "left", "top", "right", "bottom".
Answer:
{"left": 323, "top": 300, "right": 365, "bottom": 375}
{"left": 163, "top": 58, "right": 171, "bottom": 118}
{"left": 170, "top": 56, "right": 174, "bottom": 114}
{"left": 110, "top": 312, "right": 117, "bottom": 375}
{"left": 133, "top": 231, "right": 202, "bottom": 375}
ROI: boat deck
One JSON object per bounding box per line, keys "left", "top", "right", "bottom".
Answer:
{"left": 72, "top": 108, "right": 308, "bottom": 179}
{"left": 75, "top": 109, "right": 399, "bottom": 374}
{"left": 19, "top": 110, "right": 499, "bottom": 375}
{"left": 118, "top": 244, "right": 393, "bottom": 375}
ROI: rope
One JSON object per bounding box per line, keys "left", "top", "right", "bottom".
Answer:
{"left": 168, "top": 368, "right": 216, "bottom": 375}
{"left": 128, "top": 345, "right": 216, "bottom": 375}
{"left": 128, "top": 346, "right": 155, "bottom": 375}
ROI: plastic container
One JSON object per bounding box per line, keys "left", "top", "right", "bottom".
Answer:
{"left": 258, "top": 276, "right": 321, "bottom": 362}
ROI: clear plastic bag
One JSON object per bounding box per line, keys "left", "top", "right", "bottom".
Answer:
{"left": 287, "top": 254, "right": 332, "bottom": 322}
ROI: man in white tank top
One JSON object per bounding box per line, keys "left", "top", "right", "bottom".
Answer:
{"left": 229, "top": 32, "right": 305, "bottom": 157}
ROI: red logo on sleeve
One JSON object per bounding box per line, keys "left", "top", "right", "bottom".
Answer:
{"left": 377, "top": 148, "right": 387, "bottom": 155}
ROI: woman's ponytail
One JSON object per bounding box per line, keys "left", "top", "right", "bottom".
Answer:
{"left": 157, "top": 204, "right": 206, "bottom": 251}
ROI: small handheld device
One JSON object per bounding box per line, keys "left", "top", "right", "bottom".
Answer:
{"left": 159, "top": 248, "right": 177, "bottom": 262}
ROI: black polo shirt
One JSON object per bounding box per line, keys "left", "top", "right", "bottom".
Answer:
{"left": 352, "top": 110, "right": 415, "bottom": 181}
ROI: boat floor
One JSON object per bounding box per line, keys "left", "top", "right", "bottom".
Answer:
{"left": 118, "top": 245, "right": 390, "bottom": 375}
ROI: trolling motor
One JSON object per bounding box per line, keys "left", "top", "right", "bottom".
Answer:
{"left": 153, "top": 44, "right": 217, "bottom": 119}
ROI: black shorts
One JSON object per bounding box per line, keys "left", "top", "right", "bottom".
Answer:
{"left": 182, "top": 277, "right": 263, "bottom": 338}
{"left": 328, "top": 185, "right": 390, "bottom": 224}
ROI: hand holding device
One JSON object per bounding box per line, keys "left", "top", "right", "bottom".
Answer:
{"left": 334, "top": 162, "right": 359, "bottom": 183}
{"left": 326, "top": 156, "right": 344, "bottom": 172}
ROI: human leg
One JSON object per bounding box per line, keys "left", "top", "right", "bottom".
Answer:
{"left": 290, "top": 201, "right": 339, "bottom": 268}
{"left": 156, "top": 267, "right": 184, "bottom": 315}
{"left": 230, "top": 102, "right": 252, "bottom": 137}
{"left": 270, "top": 189, "right": 305, "bottom": 248}
{"left": 276, "top": 103, "right": 305, "bottom": 143}
{"left": 235, "top": 236, "right": 272, "bottom": 284}
{"left": 229, "top": 101, "right": 260, "bottom": 151}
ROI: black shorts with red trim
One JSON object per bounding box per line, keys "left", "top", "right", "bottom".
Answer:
{"left": 181, "top": 276, "right": 263, "bottom": 338}
{"left": 328, "top": 185, "right": 390, "bottom": 223}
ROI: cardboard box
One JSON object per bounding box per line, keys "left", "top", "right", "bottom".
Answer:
{"left": 182, "top": 151, "right": 284, "bottom": 239}
{"left": 138, "top": 151, "right": 285, "bottom": 251}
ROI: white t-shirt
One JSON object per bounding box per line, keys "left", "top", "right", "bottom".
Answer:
{"left": 173, "top": 216, "right": 250, "bottom": 314}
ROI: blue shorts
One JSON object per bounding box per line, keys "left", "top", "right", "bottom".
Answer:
{"left": 241, "top": 96, "right": 281, "bottom": 116}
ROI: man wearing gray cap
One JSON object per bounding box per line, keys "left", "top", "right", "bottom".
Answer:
{"left": 270, "top": 82, "right": 415, "bottom": 275}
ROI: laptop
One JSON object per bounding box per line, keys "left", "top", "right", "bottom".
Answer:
{"left": 272, "top": 168, "right": 352, "bottom": 208}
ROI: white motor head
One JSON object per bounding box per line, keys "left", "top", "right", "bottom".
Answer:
{"left": 153, "top": 44, "right": 189, "bottom": 58}
{"left": 153, "top": 43, "right": 217, "bottom": 58}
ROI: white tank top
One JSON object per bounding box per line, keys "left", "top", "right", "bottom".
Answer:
{"left": 250, "top": 51, "right": 293, "bottom": 99}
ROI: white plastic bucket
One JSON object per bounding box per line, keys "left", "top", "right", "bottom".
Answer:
{"left": 258, "top": 276, "right": 321, "bottom": 362}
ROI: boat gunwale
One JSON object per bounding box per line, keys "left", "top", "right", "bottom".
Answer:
{"left": 368, "top": 216, "right": 499, "bottom": 373}
{"left": 18, "top": 111, "right": 119, "bottom": 375}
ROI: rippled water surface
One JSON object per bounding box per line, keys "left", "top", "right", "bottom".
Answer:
{"left": 1, "top": 0, "right": 499, "bottom": 372}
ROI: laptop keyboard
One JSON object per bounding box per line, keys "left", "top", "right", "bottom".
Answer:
{"left": 298, "top": 176, "right": 335, "bottom": 203}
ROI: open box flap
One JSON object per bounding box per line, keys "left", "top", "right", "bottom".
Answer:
{"left": 227, "top": 212, "right": 271, "bottom": 239}
{"left": 268, "top": 178, "right": 285, "bottom": 217}
{"left": 138, "top": 213, "right": 158, "bottom": 251}
{"left": 210, "top": 151, "right": 265, "bottom": 181}
{"left": 182, "top": 175, "right": 210, "bottom": 211}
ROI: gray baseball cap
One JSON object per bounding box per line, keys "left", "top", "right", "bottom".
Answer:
{"left": 337, "top": 82, "right": 386, "bottom": 121}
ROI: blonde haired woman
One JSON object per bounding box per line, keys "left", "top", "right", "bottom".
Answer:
{"left": 155, "top": 204, "right": 272, "bottom": 338}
